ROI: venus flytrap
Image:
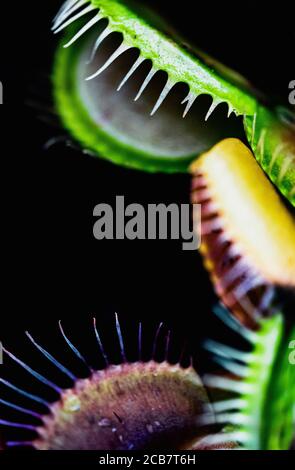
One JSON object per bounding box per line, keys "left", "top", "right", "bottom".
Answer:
{"left": 191, "top": 140, "right": 295, "bottom": 449}
{"left": 52, "top": 0, "right": 295, "bottom": 205}
{"left": 0, "top": 315, "right": 236, "bottom": 450}
{"left": 3, "top": 0, "right": 290, "bottom": 451}
{"left": 49, "top": 1, "right": 295, "bottom": 450}
{"left": 203, "top": 309, "right": 295, "bottom": 450}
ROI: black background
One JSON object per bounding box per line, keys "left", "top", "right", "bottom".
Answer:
{"left": 0, "top": 0, "right": 294, "bottom": 458}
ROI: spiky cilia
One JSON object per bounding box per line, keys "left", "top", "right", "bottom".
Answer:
{"left": 0, "top": 314, "right": 236, "bottom": 450}
{"left": 52, "top": 0, "right": 295, "bottom": 205}
{"left": 202, "top": 306, "right": 295, "bottom": 450}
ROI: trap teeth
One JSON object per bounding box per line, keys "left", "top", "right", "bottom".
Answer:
{"left": 117, "top": 55, "right": 145, "bottom": 91}
{"left": 88, "top": 26, "right": 113, "bottom": 63}
{"left": 227, "top": 103, "right": 235, "bottom": 118}
{"left": 52, "top": 0, "right": 89, "bottom": 30}
{"left": 52, "top": 0, "right": 259, "bottom": 171}
{"left": 191, "top": 138, "right": 295, "bottom": 324}
{"left": 150, "top": 78, "right": 175, "bottom": 116}
{"left": 0, "top": 318, "right": 218, "bottom": 450}
{"left": 245, "top": 106, "right": 295, "bottom": 206}
{"left": 53, "top": 0, "right": 244, "bottom": 122}
{"left": 54, "top": 3, "right": 96, "bottom": 35}
{"left": 64, "top": 12, "right": 103, "bottom": 48}
{"left": 211, "top": 356, "right": 249, "bottom": 378}
{"left": 205, "top": 100, "right": 221, "bottom": 121}
{"left": 134, "top": 68, "right": 158, "bottom": 102}
{"left": 86, "top": 43, "right": 131, "bottom": 80}
{"left": 182, "top": 92, "right": 198, "bottom": 118}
